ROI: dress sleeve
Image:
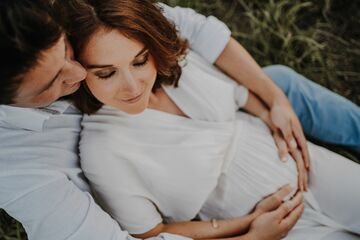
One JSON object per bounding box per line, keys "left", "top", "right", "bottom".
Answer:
{"left": 80, "top": 138, "right": 163, "bottom": 235}
{"left": 158, "top": 3, "right": 231, "bottom": 64}
{"left": 101, "top": 193, "right": 163, "bottom": 235}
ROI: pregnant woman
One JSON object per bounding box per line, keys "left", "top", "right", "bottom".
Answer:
{"left": 59, "top": 0, "right": 360, "bottom": 239}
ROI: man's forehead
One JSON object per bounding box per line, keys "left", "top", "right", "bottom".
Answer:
{"left": 16, "top": 36, "right": 66, "bottom": 98}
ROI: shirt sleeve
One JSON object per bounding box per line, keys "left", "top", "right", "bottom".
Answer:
{"left": 0, "top": 169, "right": 130, "bottom": 240}
{"left": 234, "top": 85, "right": 249, "bottom": 108}
{"left": 0, "top": 170, "right": 188, "bottom": 240}
{"left": 158, "top": 3, "right": 231, "bottom": 64}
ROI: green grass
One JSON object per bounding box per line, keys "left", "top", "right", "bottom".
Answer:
{"left": 0, "top": 210, "right": 26, "bottom": 240}
{"left": 163, "top": 0, "right": 360, "bottom": 104}
{"left": 1, "top": 0, "right": 359, "bottom": 239}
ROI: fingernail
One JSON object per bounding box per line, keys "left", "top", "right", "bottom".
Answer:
{"left": 290, "top": 139, "right": 297, "bottom": 149}
{"left": 281, "top": 155, "right": 288, "bottom": 162}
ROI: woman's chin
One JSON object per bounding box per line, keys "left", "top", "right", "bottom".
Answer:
{"left": 116, "top": 105, "right": 146, "bottom": 115}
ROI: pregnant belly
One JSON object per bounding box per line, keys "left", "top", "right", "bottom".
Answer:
{"left": 200, "top": 112, "right": 298, "bottom": 220}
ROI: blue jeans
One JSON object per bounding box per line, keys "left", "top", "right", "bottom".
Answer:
{"left": 263, "top": 65, "right": 360, "bottom": 153}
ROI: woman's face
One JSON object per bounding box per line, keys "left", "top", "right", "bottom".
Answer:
{"left": 80, "top": 28, "right": 157, "bottom": 114}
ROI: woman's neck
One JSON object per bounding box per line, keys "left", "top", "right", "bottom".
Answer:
{"left": 148, "top": 87, "right": 188, "bottom": 117}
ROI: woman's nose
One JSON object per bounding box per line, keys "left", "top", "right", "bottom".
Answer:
{"left": 120, "top": 71, "right": 141, "bottom": 94}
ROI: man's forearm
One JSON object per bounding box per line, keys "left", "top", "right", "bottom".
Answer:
{"left": 215, "top": 38, "right": 285, "bottom": 107}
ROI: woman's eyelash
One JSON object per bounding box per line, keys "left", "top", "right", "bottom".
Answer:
{"left": 97, "top": 71, "right": 116, "bottom": 79}
{"left": 134, "top": 55, "right": 149, "bottom": 67}
{"left": 95, "top": 54, "right": 149, "bottom": 79}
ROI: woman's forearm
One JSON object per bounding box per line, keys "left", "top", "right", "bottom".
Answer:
{"left": 133, "top": 213, "right": 257, "bottom": 240}
{"left": 215, "top": 38, "right": 286, "bottom": 108}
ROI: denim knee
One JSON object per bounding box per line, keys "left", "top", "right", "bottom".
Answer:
{"left": 262, "top": 65, "right": 299, "bottom": 93}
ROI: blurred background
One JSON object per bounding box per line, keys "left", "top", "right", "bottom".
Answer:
{"left": 1, "top": 0, "right": 359, "bottom": 239}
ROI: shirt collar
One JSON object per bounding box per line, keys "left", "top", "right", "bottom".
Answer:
{"left": 0, "top": 100, "right": 72, "bottom": 132}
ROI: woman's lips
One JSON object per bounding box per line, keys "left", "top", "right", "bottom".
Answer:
{"left": 122, "top": 92, "right": 143, "bottom": 103}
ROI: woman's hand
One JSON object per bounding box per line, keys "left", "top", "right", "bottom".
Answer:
{"left": 249, "top": 190, "right": 304, "bottom": 240}
{"left": 253, "top": 185, "right": 294, "bottom": 216}
{"left": 269, "top": 99, "right": 310, "bottom": 191}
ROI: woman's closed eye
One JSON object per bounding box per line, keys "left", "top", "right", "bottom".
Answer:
{"left": 95, "top": 70, "right": 116, "bottom": 80}
{"left": 92, "top": 52, "right": 149, "bottom": 80}
{"left": 133, "top": 53, "right": 149, "bottom": 67}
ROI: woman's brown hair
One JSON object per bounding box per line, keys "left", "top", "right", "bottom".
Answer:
{"left": 55, "top": 0, "right": 188, "bottom": 114}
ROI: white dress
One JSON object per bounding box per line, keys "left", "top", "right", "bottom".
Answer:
{"left": 80, "top": 51, "right": 360, "bottom": 239}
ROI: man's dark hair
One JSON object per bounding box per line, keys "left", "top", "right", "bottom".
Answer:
{"left": 0, "top": 0, "right": 63, "bottom": 104}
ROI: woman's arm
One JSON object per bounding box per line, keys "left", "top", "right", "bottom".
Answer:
{"left": 133, "top": 185, "right": 300, "bottom": 240}
{"left": 133, "top": 214, "right": 256, "bottom": 240}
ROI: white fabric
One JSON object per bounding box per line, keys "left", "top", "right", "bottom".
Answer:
{"left": 0, "top": 4, "right": 230, "bottom": 240}
{"left": 81, "top": 51, "right": 360, "bottom": 238}
{"left": 0, "top": 100, "right": 71, "bottom": 131}
{"left": 159, "top": 3, "right": 231, "bottom": 64}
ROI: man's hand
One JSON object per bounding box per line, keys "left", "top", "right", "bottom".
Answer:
{"left": 249, "top": 190, "right": 304, "bottom": 240}
{"left": 269, "top": 100, "right": 310, "bottom": 191}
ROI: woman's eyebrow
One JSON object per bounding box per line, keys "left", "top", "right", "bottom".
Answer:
{"left": 135, "top": 47, "right": 148, "bottom": 58}
{"left": 86, "top": 47, "right": 148, "bottom": 70}
{"left": 86, "top": 64, "right": 114, "bottom": 69}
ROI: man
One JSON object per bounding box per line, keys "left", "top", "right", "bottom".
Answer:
{"left": 0, "top": 0, "right": 358, "bottom": 240}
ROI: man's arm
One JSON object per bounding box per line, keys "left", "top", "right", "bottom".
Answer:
{"left": 159, "top": 3, "right": 231, "bottom": 64}
{"left": 0, "top": 170, "right": 131, "bottom": 240}
{"left": 215, "top": 38, "right": 310, "bottom": 180}
{"left": 159, "top": 4, "right": 310, "bottom": 171}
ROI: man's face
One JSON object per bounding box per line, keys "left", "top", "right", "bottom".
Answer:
{"left": 12, "top": 35, "right": 87, "bottom": 108}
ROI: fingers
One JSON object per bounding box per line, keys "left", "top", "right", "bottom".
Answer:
{"left": 280, "top": 202, "right": 305, "bottom": 232}
{"left": 269, "top": 104, "right": 311, "bottom": 171}
{"left": 264, "top": 184, "right": 293, "bottom": 209}
{"left": 273, "top": 184, "right": 293, "bottom": 202}
{"left": 277, "top": 121, "right": 295, "bottom": 151}
{"left": 290, "top": 148, "right": 308, "bottom": 192}
{"left": 292, "top": 120, "right": 311, "bottom": 170}
{"left": 276, "top": 191, "right": 303, "bottom": 219}
{"left": 273, "top": 127, "right": 309, "bottom": 192}
{"left": 273, "top": 130, "right": 289, "bottom": 162}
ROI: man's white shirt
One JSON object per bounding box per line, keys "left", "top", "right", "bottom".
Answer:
{"left": 0, "top": 4, "right": 231, "bottom": 240}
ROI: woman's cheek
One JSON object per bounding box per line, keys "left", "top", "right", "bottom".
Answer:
{"left": 86, "top": 78, "right": 103, "bottom": 99}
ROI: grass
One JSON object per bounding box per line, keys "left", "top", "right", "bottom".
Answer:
{"left": 1, "top": 0, "right": 359, "bottom": 239}
{"left": 0, "top": 210, "right": 26, "bottom": 240}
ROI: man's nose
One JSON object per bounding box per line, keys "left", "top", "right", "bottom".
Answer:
{"left": 64, "top": 60, "right": 87, "bottom": 85}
